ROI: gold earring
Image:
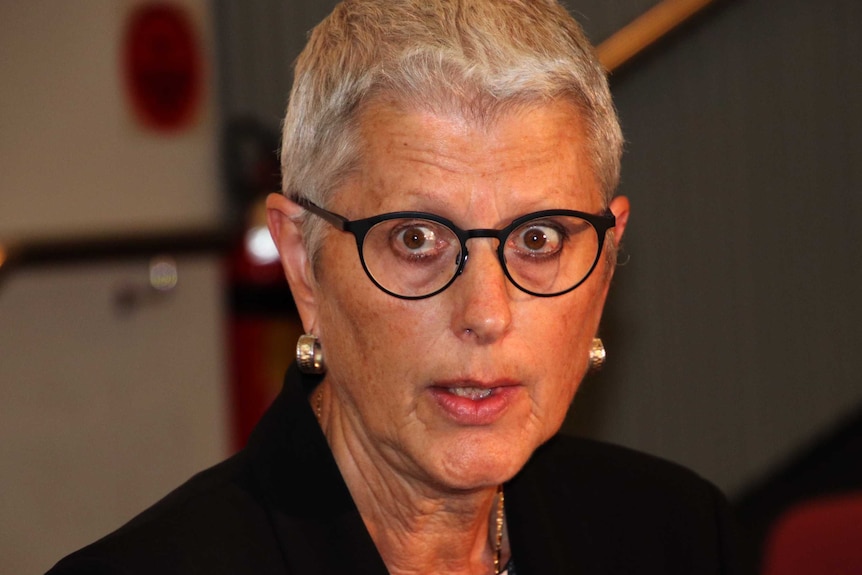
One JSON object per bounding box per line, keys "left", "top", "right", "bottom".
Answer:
{"left": 589, "top": 337, "right": 606, "bottom": 371}
{"left": 296, "top": 334, "right": 326, "bottom": 374}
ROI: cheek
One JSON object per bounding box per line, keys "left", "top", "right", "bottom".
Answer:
{"left": 313, "top": 248, "right": 442, "bottom": 389}
{"left": 530, "top": 283, "right": 607, "bottom": 417}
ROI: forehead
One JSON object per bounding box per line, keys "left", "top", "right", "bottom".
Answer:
{"left": 344, "top": 99, "right": 602, "bottom": 219}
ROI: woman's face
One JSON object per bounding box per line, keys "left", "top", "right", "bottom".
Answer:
{"left": 287, "top": 100, "right": 628, "bottom": 492}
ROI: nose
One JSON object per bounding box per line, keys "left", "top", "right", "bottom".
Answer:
{"left": 451, "top": 239, "right": 513, "bottom": 343}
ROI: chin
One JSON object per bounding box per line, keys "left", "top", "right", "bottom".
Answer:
{"left": 428, "top": 435, "right": 538, "bottom": 491}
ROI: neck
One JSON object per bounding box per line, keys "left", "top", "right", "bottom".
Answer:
{"left": 313, "top": 385, "right": 509, "bottom": 575}
{"left": 356, "top": 485, "right": 504, "bottom": 575}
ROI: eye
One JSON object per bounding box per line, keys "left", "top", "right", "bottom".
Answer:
{"left": 511, "top": 222, "right": 564, "bottom": 256}
{"left": 389, "top": 220, "right": 449, "bottom": 259}
{"left": 522, "top": 227, "right": 551, "bottom": 250}
{"left": 399, "top": 225, "right": 434, "bottom": 251}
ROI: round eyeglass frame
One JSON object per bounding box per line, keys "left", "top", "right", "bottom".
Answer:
{"left": 294, "top": 197, "right": 616, "bottom": 300}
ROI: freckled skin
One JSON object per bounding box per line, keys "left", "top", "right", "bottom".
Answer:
{"left": 271, "top": 100, "right": 629, "bottom": 496}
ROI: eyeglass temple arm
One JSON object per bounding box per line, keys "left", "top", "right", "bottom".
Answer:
{"left": 292, "top": 197, "right": 350, "bottom": 231}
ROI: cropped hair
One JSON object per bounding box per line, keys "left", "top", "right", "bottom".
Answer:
{"left": 280, "top": 0, "right": 623, "bottom": 263}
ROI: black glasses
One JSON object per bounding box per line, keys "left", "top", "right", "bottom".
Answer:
{"left": 296, "top": 198, "right": 615, "bottom": 300}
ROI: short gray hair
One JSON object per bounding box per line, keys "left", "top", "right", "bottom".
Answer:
{"left": 280, "top": 0, "right": 622, "bottom": 262}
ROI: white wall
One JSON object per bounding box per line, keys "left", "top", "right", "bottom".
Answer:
{"left": 0, "top": 259, "right": 228, "bottom": 574}
{"left": 0, "top": 0, "right": 221, "bottom": 240}
{"left": 0, "top": 2, "right": 229, "bottom": 573}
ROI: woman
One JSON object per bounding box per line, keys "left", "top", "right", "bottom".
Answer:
{"left": 49, "top": 1, "right": 738, "bottom": 573}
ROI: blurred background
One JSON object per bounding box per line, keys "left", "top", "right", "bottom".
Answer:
{"left": 1, "top": 0, "right": 860, "bottom": 573}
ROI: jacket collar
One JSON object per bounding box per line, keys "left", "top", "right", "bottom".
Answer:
{"left": 245, "top": 363, "right": 389, "bottom": 574}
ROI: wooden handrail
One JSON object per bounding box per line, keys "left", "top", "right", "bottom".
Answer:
{"left": 597, "top": 0, "right": 717, "bottom": 73}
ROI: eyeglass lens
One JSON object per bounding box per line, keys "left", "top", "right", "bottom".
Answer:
{"left": 359, "top": 215, "right": 600, "bottom": 298}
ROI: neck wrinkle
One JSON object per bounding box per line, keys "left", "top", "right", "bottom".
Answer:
{"left": 320, "top": 385, "right": 502, "bottom": 575}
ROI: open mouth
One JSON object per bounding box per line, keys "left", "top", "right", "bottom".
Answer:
{"left": 430, "top": 381, "right": 519, "bottom": 424}
{"left": 445, "top": 386, "right": 494, "bottom": 400}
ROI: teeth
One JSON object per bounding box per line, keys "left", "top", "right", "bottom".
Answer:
{"left": 447, "top": 387, "right": 493, "bottom": 400}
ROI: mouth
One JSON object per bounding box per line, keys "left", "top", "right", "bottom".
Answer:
{"left": 444, "top": 386, "right": 495, "bottom": 400}
{"left": 429, "top": 380, "right": 521, "bottom": 425}
{"left": 434, "top": 377, "right": 518, "bottom": 397}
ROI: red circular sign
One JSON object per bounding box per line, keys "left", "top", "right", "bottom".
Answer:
{"left": 123, "top": 3, "right": 203, "bottom": 131}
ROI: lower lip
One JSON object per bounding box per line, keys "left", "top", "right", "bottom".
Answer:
{"left": 429, "top": 385, "right": 520, "bottom": 425}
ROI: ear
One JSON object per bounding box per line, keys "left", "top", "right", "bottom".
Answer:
{"left": 609, "top": 195, "right": 630, "bottom": 243}
{"left": 595, "top": 194, "right": 631, "bottom": 300}
{"left": 266, "top": 193, "right": 319, "bottom": 333}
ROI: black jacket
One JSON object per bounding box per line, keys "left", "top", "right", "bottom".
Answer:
{"left": 48, "top": 364, "right": 739, "bottom": 574}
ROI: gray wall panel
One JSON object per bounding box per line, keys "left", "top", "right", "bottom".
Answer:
{"left": 567, "top": 0, "right": 862, "bottom": 494}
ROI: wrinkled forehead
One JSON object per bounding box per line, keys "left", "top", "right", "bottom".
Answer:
{"left": 340, "top": 97, "right": 603, "bottom": 218}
